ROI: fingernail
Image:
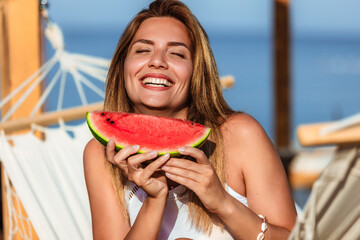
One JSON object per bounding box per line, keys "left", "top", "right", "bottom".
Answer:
{"left": 150, "top": 151, "right": 157, "bottom": 156}
{"left": 108, "top": 139, "right": 113, "bottom": 144}
{"left": 178, "top": 147, "right": 185, "bottom": 152}
{"left": 162, "top": 153, "right": 170, "bottom": 160}
{"left": 133, "top": 145, "right": 140, "bottom": 150}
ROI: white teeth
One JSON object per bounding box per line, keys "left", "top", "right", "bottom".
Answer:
{"left": 142, "top": 77, "right": 172, "bottom": 87}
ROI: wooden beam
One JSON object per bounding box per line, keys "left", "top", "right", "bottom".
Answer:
{"left": 297, "top": 122, "right": 360, "bottom": 147}
{"left": 274, "top": 0, "right": 291, "bottom": 149}
{"left": 0, "top": 102, "right": 103, "bottom": 133}
{"left": 0, "top": 0, "right": 42, "bottom": 239}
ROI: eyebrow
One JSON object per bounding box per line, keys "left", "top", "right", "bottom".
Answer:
{"left": 131, "top": 39, "right": 190, "bottom": 51}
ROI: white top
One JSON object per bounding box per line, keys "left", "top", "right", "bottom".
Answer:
{"left": 125, "top": 181, "right": 248, "bottom": 240}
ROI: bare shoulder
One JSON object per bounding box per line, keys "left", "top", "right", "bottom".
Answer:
{"left": 222, "top": 113, "right": 296, "bottom": 231}
{"left": 221, "top": 113, "right": 273, "bottom": 169}
{"left": 222, "top": 113, "right": 268, "bottom": 143}
{"left": 83, "top": 139, "right": 131, "bottom": 238}
{"left": 83, "top": 138, "right": 108, "bottom": 189}
{"left": 221, "top": 112, "right": 282, "bottom": 177}
{"left": 83, "top": 139, "right": 108, "bottom": 177}
{"left": 84, "top": 138, "right": 104, "bottom": 160}
{"left": 83, "top": 138, "right": 112, "bottom": 193}
{"left": 83, "top": 138, "right": 110, "bottom": 171}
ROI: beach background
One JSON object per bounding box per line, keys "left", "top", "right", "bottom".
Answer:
{"left": 42, "top": 0, "right": 360, "bottom": 148}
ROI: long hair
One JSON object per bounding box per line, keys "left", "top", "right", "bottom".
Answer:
{"left": 104, "top": 0, "right": 235, "bottom": 234}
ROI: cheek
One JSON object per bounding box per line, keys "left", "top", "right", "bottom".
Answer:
{"left": 124, "top": 57, "right": 133, "bottom": 79}
{"left": 124, "top": 59, "right": 136, "bottom": 97}
{"left": 124, "top": 57, "right": 141, "bottom": 89}
{"left": 184, "top": 65, "right": 193, "bottom": 87}
{"left": 124, "top": 58, "right": 130, "bottom": 82}
{"left": 124, "top": 56, "right": 145, "bottom": 78}
{"left": 175, "top": 62, "right": 193, "bottom": 85}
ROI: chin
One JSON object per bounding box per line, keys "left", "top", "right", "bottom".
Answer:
{"left": 143, "top": 105, "right": 171, "bottom": 112}
{"left": 140, "top": 99, "right": 172, "bottom": 110}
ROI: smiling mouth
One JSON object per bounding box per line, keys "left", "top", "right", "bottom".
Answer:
{"left": 141, "top": 77, "right": 173, "bottom": 87}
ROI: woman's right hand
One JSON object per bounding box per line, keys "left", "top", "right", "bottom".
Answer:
{"left": 106, "top": 139, "right": 170, "bottom": 198}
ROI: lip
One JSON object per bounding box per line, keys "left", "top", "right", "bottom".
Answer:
{"left": 140, "top": 72, "right": 174, "bottom": 91}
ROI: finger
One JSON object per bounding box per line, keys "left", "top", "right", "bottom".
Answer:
{"left": 113, "top": 144, "right": 140, "bottom": 166}
{"left": 142, "top": 153, "right": 171, "bottom": 179}
{"left": 164, "top": 171, "right": 198, "bottom": 191}
{"left": 111, "top": 145, "right": 140, "bottom": 177}
{"left": 127, "top": 151, "right": 158, "bottom": 171}
{"left": 178, "top": 147, "right": 210, "bottom": 164}
{"left": 105, "top": 139, "right": 116, "bottom": 164}
{"left": 164, "top": 157, "right": 205, "bottom": 174}
{"left": 161, "top": 164, "right": 201, "bottom": 183}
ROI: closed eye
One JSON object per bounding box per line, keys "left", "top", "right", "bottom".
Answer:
{"left": 136, "top": 49, "right": 150, "bottom": 53}
{"left": 171, "top": 52, "right": 185, "bottom": 58}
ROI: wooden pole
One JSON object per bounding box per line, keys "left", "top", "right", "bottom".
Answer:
{"left": 274, "top": 0, "right": 291, "bottom": 149}
{"left": 0, "top": 0, "right": 41, "bottom": 238}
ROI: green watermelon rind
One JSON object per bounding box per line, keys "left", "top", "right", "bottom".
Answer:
{"left": 86, "top": 112, "right": 211, "bottom": 157}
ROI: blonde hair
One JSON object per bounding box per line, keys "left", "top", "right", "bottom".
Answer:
{"left": 104, "top": 0, "right": 235, "bottom": 234}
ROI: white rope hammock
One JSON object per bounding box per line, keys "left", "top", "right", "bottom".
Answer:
{"left": 0, "top": 123, "right": 93, "bottom": 239}
{"left": 0, "top": 9, "right": 110, "bottom": 239}
{"left": 0, "top": 22, "right": 109, "bottom": 123}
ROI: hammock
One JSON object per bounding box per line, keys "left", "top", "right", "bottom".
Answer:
{"left": 0, "top": 5, "right": 109, "bottom": 239}
{"left": 0, "top": 123, "right": 92, "bottom": 239}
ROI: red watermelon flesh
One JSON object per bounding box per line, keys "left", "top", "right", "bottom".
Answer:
{"left": 86, "top": 111, "right": 211, "bottom": 156}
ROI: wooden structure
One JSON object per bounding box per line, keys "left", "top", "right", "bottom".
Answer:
{"left": 297, "top": 122, "right": 360, "bottom": 147}
{"left": 290, "top": 113, "right": 360, "bottom": 189}
{"left": 0, "top": 102, "right": 103, "bottom": 134}
{"left": 0, "top": 0, "right": 42, "bottom": 238}
{"left": 274, "top": 0, "right": 291, "bottom": 149}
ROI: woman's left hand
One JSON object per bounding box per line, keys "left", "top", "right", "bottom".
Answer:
{"left": 161, "top": 147, "right": 228, "bottom": 214}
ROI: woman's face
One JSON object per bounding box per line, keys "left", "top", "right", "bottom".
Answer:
{"left": 124, "top": 17, "right": 193, "bottom": 118}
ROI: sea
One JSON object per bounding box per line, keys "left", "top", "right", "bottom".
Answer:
{"left": 44, "top": 27, "right": 360, "bottom": 147}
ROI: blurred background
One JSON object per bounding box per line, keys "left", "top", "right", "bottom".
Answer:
{"left": 1, "top": 0, "right": 360, "bottom": 225}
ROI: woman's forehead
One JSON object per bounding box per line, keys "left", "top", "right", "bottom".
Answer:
{"left": 132, "top": 17, "right": 191, "bottom": 48}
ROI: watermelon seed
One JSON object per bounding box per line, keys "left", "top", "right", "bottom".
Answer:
{"left": 101, "top": 113, "right": 105, "bottom": 116}
{"left": 107, "top": 118, "right": 110, "bottom": 122}
{"left": 110, "top": 121, "right": 115, "bottom": 124}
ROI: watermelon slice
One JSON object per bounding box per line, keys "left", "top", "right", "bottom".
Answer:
{"left": 86, "top": 111, "right": 211, "bottom": 156}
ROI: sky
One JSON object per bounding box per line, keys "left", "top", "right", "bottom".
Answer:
{"left": 48, "top": 0, "right": 360, "bottom": 37}
{"left": 49, "top": 0, "right": 272, "bottom": 34}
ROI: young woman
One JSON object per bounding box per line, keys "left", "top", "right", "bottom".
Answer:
{"left": 83, "top": 1, "right": 297, "bottom": 239}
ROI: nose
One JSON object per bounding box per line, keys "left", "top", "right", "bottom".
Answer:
{"left": 148, "top": 50, "right": 168, "bottom": 69}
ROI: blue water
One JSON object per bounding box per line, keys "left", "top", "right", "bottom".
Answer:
{"left": 293, "top": 37, "right": 360, "bottom": 128}
{"left": 45, "top": 29, "right": 360, "bottom": 143}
